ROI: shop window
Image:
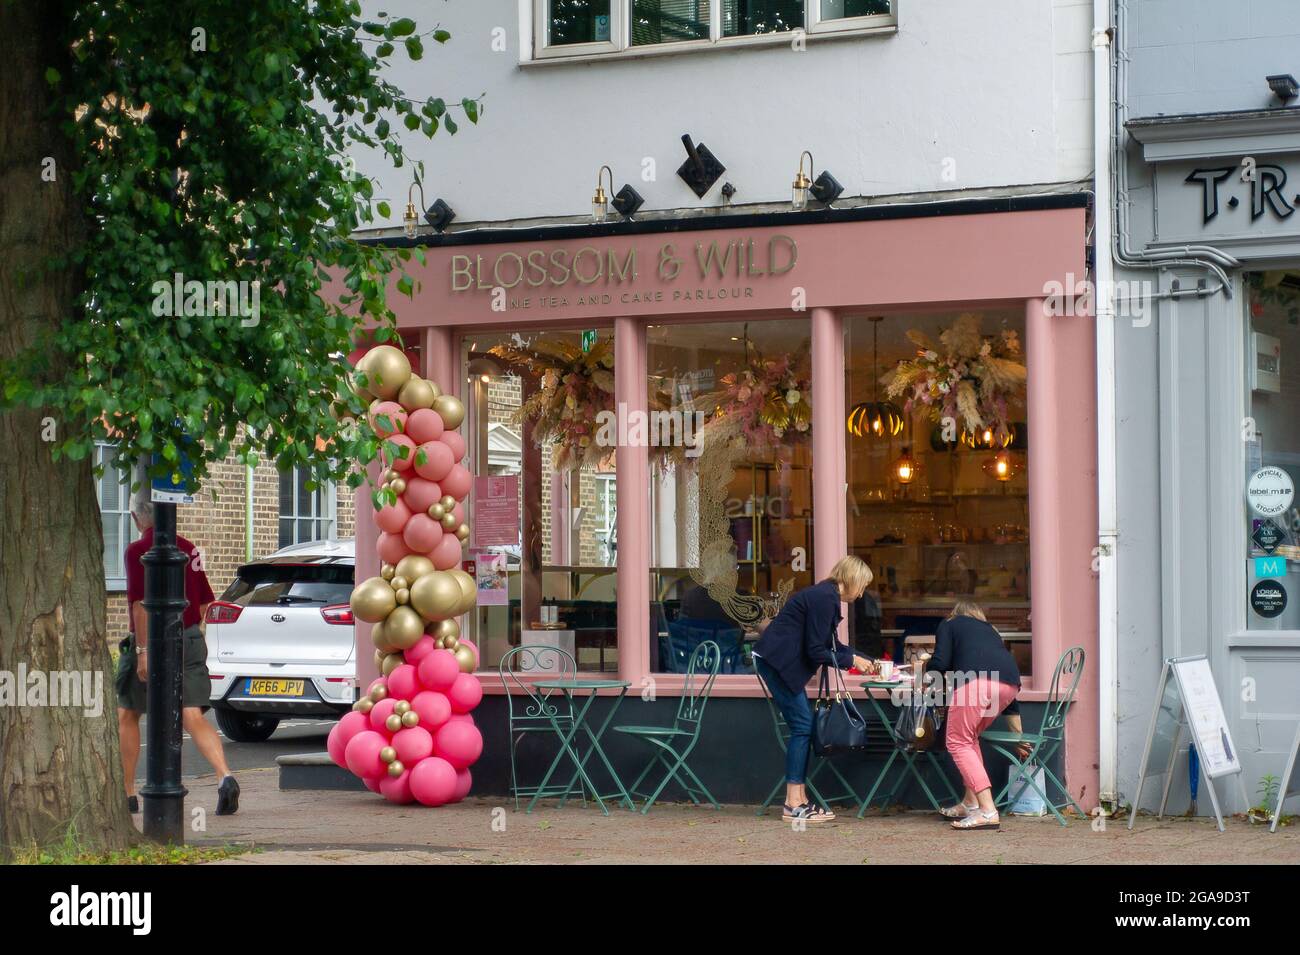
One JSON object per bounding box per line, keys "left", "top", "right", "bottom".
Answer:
{"left": 1245, "top": 274, "right": 1300, "bottom": 630}
{"left": 647, "top": 319, "right": 814, "bottom": 674}
{"left": 278, "top": 467, "right": 336, "bottom": 549}
{"left": 844, "top": 311, "right": 1031, "bottom": 675}
{"left": 464, "top": 329, "right": 619, "bottom": 672}
{"left": 96, "top": 442, "right": 139, "bottom": 590}
{"left": 533, "top": 0, "right": 894, "bottom": 59}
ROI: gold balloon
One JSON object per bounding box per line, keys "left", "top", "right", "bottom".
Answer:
{"left": 440, "top": 512, "right": 459, "bottom": 532}
{"left": 370, "top": 683, "right": 388, "bottom": 702}
{"left": 393, "top": 700, "right": 411, "bottom": 715}
{"left": 456, "top": 523, "right": 470, "bottom": 542}
{"left": 390, "top": 575, "right": 409, "bottom": 592}
{"left": 385, "top": 468, "right": 401, "bottom": 483}
{"left": 388, "top": 760, "right": 406, "bottom": 778}
{"left": 380, "top": 746, "right": 397, "bottom": 764}
{"left": 381, "top": 564, "right": 396, "bottom": 580}
{"left": 409, "top": 570, "right": 464, "bottom": 622}
{"left": 373, "top": 649, "right": 385, "bottom": 668}
{"left": 451, "top": 569, "right": 477, "bottom": 614}
{"left": 428, "top": 503, "right": 446, "bottom": 521}
{"left": 433, "top": 394, "right": 465, "bottom": 431}
{"left": 454, "top": 644, "right": 477, "bottom": 673}
{"left": 384, "top": 605, "right": 425, "bottom": 650}
{"left": 394, "top": 555, "right": 434, "bottom": 583}
{"left": 439, "top": 495, "right": 457, "bottom": 510}
{"left": 385, "top": 714, "right": 403, "bottom": 733}
{"left": 356, "top": 698, "right": 374, "bottom": 714}
{"left": 363, "top": 345, "right": 412, "bottom": 400}
{"left": 390, "top": 477, "right": 407, "bottom": 496}
{"left": 351, "top": 576, "right": 397, "bottom": 624}
{"left": 371, "top": 621, "right": 398, "bottom": 654}
{"left": 401, "top": 710, "right": 420, "bottom": 728}
{"left": 431, "top": 618, "right": 460, "bottom": 641}
{"left": 395, "top": 588, "right": 410, "bottom": 605}
{"left": 348, "top": 370, "right": 375, "bottom": 404}
{"left": 381, "top": 653, "right": 404, "bottom": 677}
{"left": 398, "top": 376, "right": 438, "bottom": 411}
{"left": 441, "top": 636, "right": 459, "bottom": 651}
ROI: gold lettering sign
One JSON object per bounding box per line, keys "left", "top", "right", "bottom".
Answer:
{"left": 450, "top": 235, "right": 797, "bottom": 293}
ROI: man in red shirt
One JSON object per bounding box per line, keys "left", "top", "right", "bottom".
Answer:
{"left": 115, "top": 492, "right": 240, "bottom": 815}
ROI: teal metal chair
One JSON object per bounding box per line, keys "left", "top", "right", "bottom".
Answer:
{"left": 499, "top": 645, "right": 585, "bottom": 811}
{"left": 613, "top": 640, "right": 722, "bottom": 814}
{"left": 981, "top": 645, "right": 1086, "bottom": 826}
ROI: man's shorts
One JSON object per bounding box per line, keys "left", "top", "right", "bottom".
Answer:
{"left": 115, "top": 624, "right": 212, "bottom": 712}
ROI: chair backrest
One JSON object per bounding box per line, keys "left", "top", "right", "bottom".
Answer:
{"left": 1041, "top": 645, "right": 1085, "bottom": 736}
{"left": 668, "top": 620, "right": 744, "bottom": 673}
{"left": 498, "top": 644, "right": 578, "bottom": 725}
{"left": 754, "top": 664, "right": 793, "bottom": 748}
{"left": 673, "top": 639, "right": 722, "bottom": 734}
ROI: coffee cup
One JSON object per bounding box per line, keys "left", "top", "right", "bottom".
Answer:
{"left": 877, "top": 661, "right": 894, "bottom": 681}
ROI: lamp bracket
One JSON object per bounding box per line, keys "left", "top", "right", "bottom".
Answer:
{"left": 676, "top": 135, "right": 726, "bottom": 198}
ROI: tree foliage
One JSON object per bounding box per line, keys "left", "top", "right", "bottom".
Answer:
{"left": 2, "top": 0, "right": 479, "bottom": 491}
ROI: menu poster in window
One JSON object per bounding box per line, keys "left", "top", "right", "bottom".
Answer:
{"left": 1171, "top": 657, "right": 1240, "bottom": 779}
{"left": 471, "top": 550, "right": 509, "bottom": 606}
{"left": 472, "top": 475, "right": 520, "bottom": 549}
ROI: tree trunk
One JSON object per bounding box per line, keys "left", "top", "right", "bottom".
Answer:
{"left": 0, "top": 0, "right": 137, "bottom": 858}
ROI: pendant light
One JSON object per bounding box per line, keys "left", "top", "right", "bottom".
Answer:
{"left": 847, "top": 317, "right": 904, "bottom": 439}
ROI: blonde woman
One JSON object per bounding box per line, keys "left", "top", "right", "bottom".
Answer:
{"left": 753, "top": 556, "right": 878, "bottom": 824}
{"left": 925, "top": 601, "right": 1023, "bottom": 831}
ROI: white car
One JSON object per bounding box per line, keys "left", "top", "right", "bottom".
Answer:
{"left": 205, "top": 539, "right": 357, "bottom": 742}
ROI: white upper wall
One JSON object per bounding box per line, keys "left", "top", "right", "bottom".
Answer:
{"left": 353, "top": 0, "right": 1095, "bottom": 228}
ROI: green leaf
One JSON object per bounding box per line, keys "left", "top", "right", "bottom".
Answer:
{"left": 377, "top": 201, "right": 391, "bottom": 218}
{"left": 405, "top": 36, "right": 423, "bottom": 60}
{"left": 403, "top": 114, "right": 420, "bottom": 131}
{"left": 44, "top": 67, "right": 61, "bottom": 85}
{"left": 462, "top": 98, "right": 479, "bottom": 123}
{"left": 390, "top": 17, "right": 417, "bottom": 36}
{"left": 444, "top": 114, "right": 458, "bottom": 135}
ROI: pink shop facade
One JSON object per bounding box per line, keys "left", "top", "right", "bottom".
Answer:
{"left": 353, "top": 195, "right": 1101, "bottom": 808}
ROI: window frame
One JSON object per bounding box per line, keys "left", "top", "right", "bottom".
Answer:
{"left": 95, "top": 441, "right": 138, "bottom": 592}
{"left": 278, "top": 466, "right": 338, "bottom": 550}
{"left": 528, "top": 0, "right": 895, "bottom": 63}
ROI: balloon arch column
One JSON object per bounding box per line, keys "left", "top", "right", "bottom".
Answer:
{"left": 327, "top": 344, "right": 484, "bottom": 806}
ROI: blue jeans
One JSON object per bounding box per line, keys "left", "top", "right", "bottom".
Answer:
{"left": 755, "top": 657, "right": 813, "bottom": 785}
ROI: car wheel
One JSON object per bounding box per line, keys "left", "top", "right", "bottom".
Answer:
{"left": 215, "top": 708, "right": 281, "bottom": 743}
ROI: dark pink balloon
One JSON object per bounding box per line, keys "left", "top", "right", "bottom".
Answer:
{"left": 441, "top": 430, "right": 466, "bottom": 462}
{"left": 448, "top": 672, "right": 483, "bottom": 714}
{"left": 410, "top": 690, "right": 452, "bottom": 730}
{"left": 363, "top": 775, "right": 383, "bottom": 794}
{"left": 369, "top": 401, "right": 408, "bottom": 439}
{"left": 384, "top": 433, "right": 417, "bottom": 472}
{"left": 413, "top": 440, "right": 454, "bottom": 482}
{"left": 369, "top": 697, "right": 398, "bottom": 732}
{"left": 386, "top": 663, "right": 419, "bottom": 701}
{"left": 377, "top": 531, "right": 412, "bottom": 566}
{"left": 418, "top": 649, "right": 461, "bottom": 692}
{"left": 345, "top": 729, "right": 389, "bottom": 779}
{"left": 405, "top": 408, "right": 445, "bottom": 444}
{"left": 430, "top": 532, "right": 463, "bottom": 570}
{"left": 403, "top": 513, "right": 444, "bottom": 554}
{"left": 402, "top": 476, "right": 443, "bottom": 514}
{"left": 375, "top": 497, "right": 411, "bottom": 535}
{"left": 435, "top": 720, "right": 483, "bottom": 770}
{"left": 393, "top": 725, "right": 435, "bottom": 764}
{"left": 379, "top": 769, "right": 414, "bottom": 804}
{"left": 452, "top": 768, "right": 473, "bottom": 801}
{"left": 328, "top": 711, "right": 371, "bottom": 768}
{"left": 441, "top": 463, "right": 472, "bottom": 501}
{"left": 404, "top": 635, "right": 437, "bottom": 665}
{"left": 409, "top": 756, "right": 458, "bottom": 806}
{"left": 446, "top": 712, "right": 476, "bottom": 726}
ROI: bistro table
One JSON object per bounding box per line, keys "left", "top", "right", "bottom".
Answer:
{"left": 525, "top": 679, "right": 635, "bottom": 815}
{"left": 854, "top": 680, "right": 961, "bottom": 817}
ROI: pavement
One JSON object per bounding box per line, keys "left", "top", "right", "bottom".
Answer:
{"left": 165, "top": 768, "right": 1300, "bottom": 865}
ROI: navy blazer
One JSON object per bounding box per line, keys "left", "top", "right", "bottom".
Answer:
{"left": 753, "top": 579, "right": 854, "bottom": 695}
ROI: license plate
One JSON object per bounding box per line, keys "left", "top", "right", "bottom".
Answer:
{"left": 245, "top": 678, "right": 305, "bottom": 697}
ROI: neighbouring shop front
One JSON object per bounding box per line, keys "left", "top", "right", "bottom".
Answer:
{"left": 1119, "top": 109, "right": 1300, "bottom": 815}
{"left": 355, "top": 196, "right": 1099, "bottom": 806}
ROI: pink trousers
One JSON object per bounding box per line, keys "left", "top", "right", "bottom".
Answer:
{"left": 944, "top": 678, "right": 1020, "bottom": 795}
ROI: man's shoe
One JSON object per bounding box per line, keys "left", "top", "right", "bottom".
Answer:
{"left": 126, "top": 795, "right": 139, "bottom": 814}
{"left": 216, "top": 776, "right": 240, "bottom": 816}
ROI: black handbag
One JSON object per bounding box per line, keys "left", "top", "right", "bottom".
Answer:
{"left": 894, "top": 668, "right": 945, "bottom": 752}
{"left": 812, "top": 649, "right": 868, "bottom": 757}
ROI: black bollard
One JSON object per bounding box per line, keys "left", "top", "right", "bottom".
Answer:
{"left": 141, "top": 500, "right": 189, "bottom": 842}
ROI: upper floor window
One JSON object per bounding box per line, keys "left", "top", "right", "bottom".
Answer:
{"left": 279, "top": 467, "right": 336, "bottom": 550}
{"left": 533, "top": 0, "right": 894, "bottom": 60}
{"left": 96, "top": 442, "right": 139, "bottom": 591}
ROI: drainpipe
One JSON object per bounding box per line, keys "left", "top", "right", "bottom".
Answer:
{"left": 245, "top": 427, "right": 256, "bottom": 562}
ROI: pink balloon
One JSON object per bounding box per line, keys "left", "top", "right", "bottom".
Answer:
{"left": 441, "top": 430, "right": 466, "bottom": 462}
{"left": 403, "top": 513, "right": 444, "bottom": 554}
{"left": 377, "top": 531, "right": 412, "bottom": 566}
{"left": 409, "top": 756, "right": 459, "bottom": 806}
{"left": 404, "top": 635, "right": 438, "bottom": 665}
{"left": 375, "top": 497, "right": 411, "bottom": 535}
{"left": 413, "top": 440, "right": 454, "bottom": 482}
{"left": 418, "top": 649, "right": 460, "bottom": 692}
{"left": 386, "top": 663, "right": 419, "bottom": 701}
{"left": 363, "top": 775, "right": 383, "bottom": 794}
{"left": 435, "top": 720, "right": 483, "bottom": 770}
{"left": 452, "top": 501, "right": 466, "bottom": 524}
{"left": 369, "top": 401, "right": 408, "bottom": 439}
{"left": 345, "top": 730, "right": 389, "bottom": 779}
{"left": 453, "top": 768, "right": 473, "bottom": 801}
{"left": 402, "top": 476, "right": 443, "bottom": 514}
{"left": 410, "top": 690, "right": 452, "bottom": 730}
{"left": 405, "top": 408, "right": 445, "bottom": 444}
{"left": 327, "top": 711, "right": 370, "bottom": 768}
{"left": 384, "top": 433, "right": 418, "bottom": 472}
{"left": 447, "top": 712, "right": 476, "bottom": 725}
{"left": 430, "top": 532, "right": 463, "bottom": 570}
{"left": 441, "top": 463, "right": 472, "bottom": 501}
{"left": 393, "top": 725, "right": 434, "bottom": 764}
{"left": 379, "top": 770, "right": 414, "bottom": 804}
{"left": 369, "top": 697, "right": 398, "bottom": 732}
{"left": 448, "top": 672, "right": 483, "bottom": 714}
